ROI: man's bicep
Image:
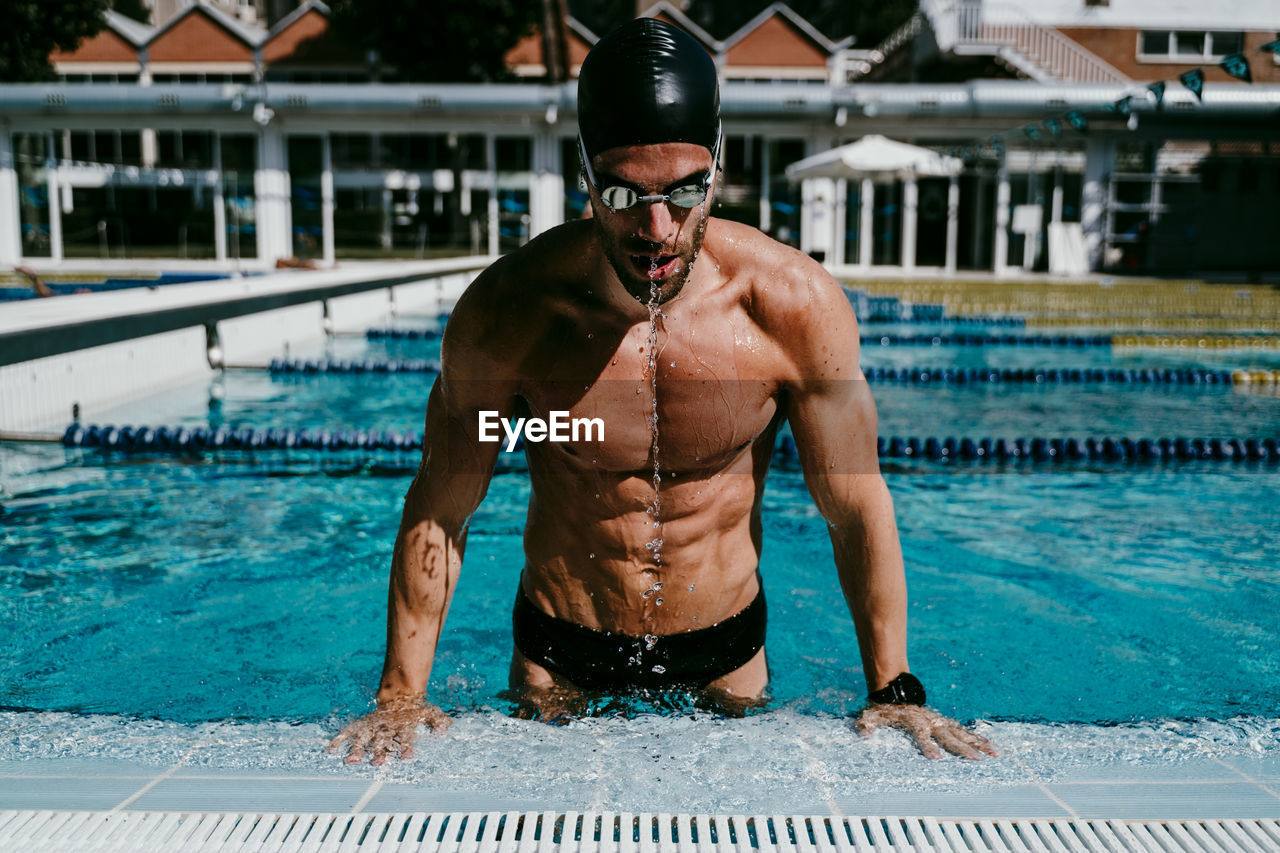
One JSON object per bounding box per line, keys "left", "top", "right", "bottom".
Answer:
{"left": 786, "top": 377, "right": 882, "bottom": 522}
{"left": 403, "top": 375, "right": 512, "bottom": 525}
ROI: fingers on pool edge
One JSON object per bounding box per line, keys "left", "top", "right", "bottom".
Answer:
{"left": 960, "top": 727, "right": 1000, "bottom": 757}
{"left": 424, "top": 706, "right": 452, "bottom": 731}
{"left": 933, "top": 726, "right": 983, "bottom": 760}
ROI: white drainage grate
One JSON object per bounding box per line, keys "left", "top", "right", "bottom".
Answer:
{"left": 1, "top": 811, "right": 1278, "bottom": 853}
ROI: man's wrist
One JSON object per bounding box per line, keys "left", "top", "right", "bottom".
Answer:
{"left": 867, "top": 672, "right": 926, "bottom": 706}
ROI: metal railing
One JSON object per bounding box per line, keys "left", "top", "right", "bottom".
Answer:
{"left": 925, "top": 0, "right": 1132, "bottom": 84}
{"left": 838, "top": 12, "right": 926, "bottom": 81}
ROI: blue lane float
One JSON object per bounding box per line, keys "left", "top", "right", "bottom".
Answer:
{"left": 62, "top": 424, "right": 1280, "bottom": 465}
{"left": 861, "top": 333, "right": 1112, "bottom": 347}
{"left": 365, "top": 328, "right": 443, "bottom": 340}
{"left": 368, "top": 330, "right": 1120, "bottom": 346}
{"left": 844, "top": 292, "right": 1026, "bottom": 325}
{"left": 862, "top": 366, "right": 1238, "bottom": 385}
{"left": 268, "top": 358, "right": 442, "bottom": 375}
{"left": 264, "top": 360, "right": 1241, "bottom": 386}
{"left": 62, "top": 424, "right": 424, "bottom": 454}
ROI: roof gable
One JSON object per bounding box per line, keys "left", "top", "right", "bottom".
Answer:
{"left": 637, "top": 2, "right": 720, "bottom": 50}
{"left": 51, "top": 25, "right": 139, "bottom": 64}
{"left": 147, "top": 5, "right": 258, "bottom": 62}
{"left": 262, "top": 4, "right": 357, "bottom": 65}
{"left": 504, "top": 17, "right": 597, "bottom": 74}
{"left": 105, "top": 9, "right": 155, "bottom": 48}
{"left": 724, "top": 12, "right": 830, "bottom": 68}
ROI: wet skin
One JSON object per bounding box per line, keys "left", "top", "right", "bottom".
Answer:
{"left": 328, "top": 142, "right": 997, "bottom": 765}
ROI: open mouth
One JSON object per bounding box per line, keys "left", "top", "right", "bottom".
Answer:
{"left": 630, "top": 255, "right": 678, "bottom": 280}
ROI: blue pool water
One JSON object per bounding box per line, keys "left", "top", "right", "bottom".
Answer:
{"left": 0, "top": 272, "right": 232, "bottom": 302}
{"left": 1, "top": 309, "right": 1279, "bottom": 804}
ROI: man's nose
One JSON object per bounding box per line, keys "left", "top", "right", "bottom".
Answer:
{"left": 634, "top": 200, "right": 675, "bottom": 243}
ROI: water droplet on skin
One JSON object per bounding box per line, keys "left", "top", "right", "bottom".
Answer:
{"left": 655, "top": 598, "right": 664, "bottom": 606}
{"left": 669, "top": 362, "right": 675, "bottom": 368}
{"left": 644, "top": 634, "right": 657, "bottom": 650}
{"left": 688, "top": 584, "right": 695, "bottom": 592}
{"left": 653, "top": 582, "right": 663, "bottom": 590}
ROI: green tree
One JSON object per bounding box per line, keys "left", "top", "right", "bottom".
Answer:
{"left": 329, "top": 0, "right": 541, "bottom": 83}
{"left": 0, "top": 0, "right": 110, "bottom": 82}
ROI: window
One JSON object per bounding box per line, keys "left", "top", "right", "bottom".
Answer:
{"left": 1208, "top": 32, "right": 1244, "bottom": 55}
{"left": 1140, "top": 32, "right": 1165, "bottom": 54}
{"left": 1139, "top": 30, "right": 1244, "bottom": 61}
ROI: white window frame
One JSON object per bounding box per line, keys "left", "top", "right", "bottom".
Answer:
{"left": 1136, "top": 30, "right": 1245, "bottom": 63}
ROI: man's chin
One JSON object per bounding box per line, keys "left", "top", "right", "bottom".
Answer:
{"left": 617, "top": 265, "right": 689, "bottom": 304}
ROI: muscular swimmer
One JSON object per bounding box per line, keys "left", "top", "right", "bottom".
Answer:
{"left": 330, "top": 18, "right": 997, "bottom": 765}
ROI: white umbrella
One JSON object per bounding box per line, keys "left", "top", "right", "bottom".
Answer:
{"left": 785, "top": 134, "right": 963, "bottom": 181}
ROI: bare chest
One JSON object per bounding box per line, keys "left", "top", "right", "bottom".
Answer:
{"left": 517, "top": 313, "right": 781, "bottom": 474}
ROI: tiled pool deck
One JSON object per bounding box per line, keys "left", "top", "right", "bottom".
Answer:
{"left": 1, "top": 719, "right": 1278, "bottom": 820}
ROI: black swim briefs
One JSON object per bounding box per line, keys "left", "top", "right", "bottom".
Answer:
{"left": 512, "top": 584, "right": 766, "bottom": 691}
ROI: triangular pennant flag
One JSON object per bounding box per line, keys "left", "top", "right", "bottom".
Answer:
{"left": 1179, "top": 68, "right": 1205, "bottom": 100}
{"left": 1065, "top": 111, "right": 1087, "bottom": 132}
{"left": 1259, "top": 39, "right": 1280, "bottom": 54}
{"left": 1044, "top": 118, "right": 1062, "bottom": 136}
{"left": 1112, "top": 96, "right": 1132, "bottom": 117}
{"left": 1219, "top": 52, "right": 1252, "bottom": 83}
{"left": 1148, "top": 81, "right": 1166, "bottom": 107}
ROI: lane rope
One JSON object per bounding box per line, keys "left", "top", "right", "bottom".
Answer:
{"left": 256, "top": 359, "right": 1280, "bottom": 387}
{"left": 266, "top": 358, "right": 442, "bottom": 374}
{"left": 58, "top": 424, "right": 1280, "bottom": 464}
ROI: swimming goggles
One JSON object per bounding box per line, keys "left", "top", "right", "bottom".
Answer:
{"left": 578, "top": 128, "right": 721, "bottom": 211}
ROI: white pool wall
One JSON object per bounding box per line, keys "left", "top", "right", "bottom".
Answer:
{"left": 0, "top": 259, "right": 486, "bottom": 432}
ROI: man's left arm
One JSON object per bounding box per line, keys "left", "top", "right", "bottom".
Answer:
{"left": 780, "top": 267, "right": 997, "bottom": 761}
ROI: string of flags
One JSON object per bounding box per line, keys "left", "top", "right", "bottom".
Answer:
{"left": 945, "top": 38, "right": 1280, "bottom": 160}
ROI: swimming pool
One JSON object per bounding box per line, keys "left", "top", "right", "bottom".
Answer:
{"left": 0, "top": 272, "right": 233, "bottom": 302}
{"left": 1, "top": 290, "right": 1279, "bottom": 815}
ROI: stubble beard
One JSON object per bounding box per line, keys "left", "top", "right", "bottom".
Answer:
{"left": 595, "top": 213, "right": 710, "bottom": 306}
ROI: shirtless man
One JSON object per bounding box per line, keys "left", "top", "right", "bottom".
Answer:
{"left": 330, "top": 18, "right": 996, "bottom": 765}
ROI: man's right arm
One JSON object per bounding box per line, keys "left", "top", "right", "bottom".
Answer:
{"left": 376, "top": 372, "right": 507, "bottom": 706}
{"left": 330, "top": 275, "right": 516, "bottom": 764}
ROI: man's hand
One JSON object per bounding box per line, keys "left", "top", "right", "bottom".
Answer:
{"left": 857, "top": 704, "right": 998, "bottom": 760}
{"left": 328, "top": 697, "right": 451, "bottom": 765}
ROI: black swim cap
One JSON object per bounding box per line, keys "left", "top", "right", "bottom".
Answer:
{"left": 577, "top": 17, "right": 720, "bottom": 162}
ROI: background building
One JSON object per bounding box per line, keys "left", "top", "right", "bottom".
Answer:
{"left": 3, "top": 0, "right": 1278, "bottom": 276}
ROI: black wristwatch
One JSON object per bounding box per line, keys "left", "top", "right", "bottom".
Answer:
{"left": 867, "top": 672, "right": 927, "bottom": 706}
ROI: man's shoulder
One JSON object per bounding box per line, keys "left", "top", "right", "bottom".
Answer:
{"left": 451, "top": 223, "right": 592, "bottom": 326}
{"left": 707, "top": 219, "right": 850, "bottom": 327}
{"left": 442, "top": 222, "right": 595, "bottom": 378}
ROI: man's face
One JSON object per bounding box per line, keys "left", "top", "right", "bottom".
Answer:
{"left": 586, "top": 141, "right": 716, "bottom": 304}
